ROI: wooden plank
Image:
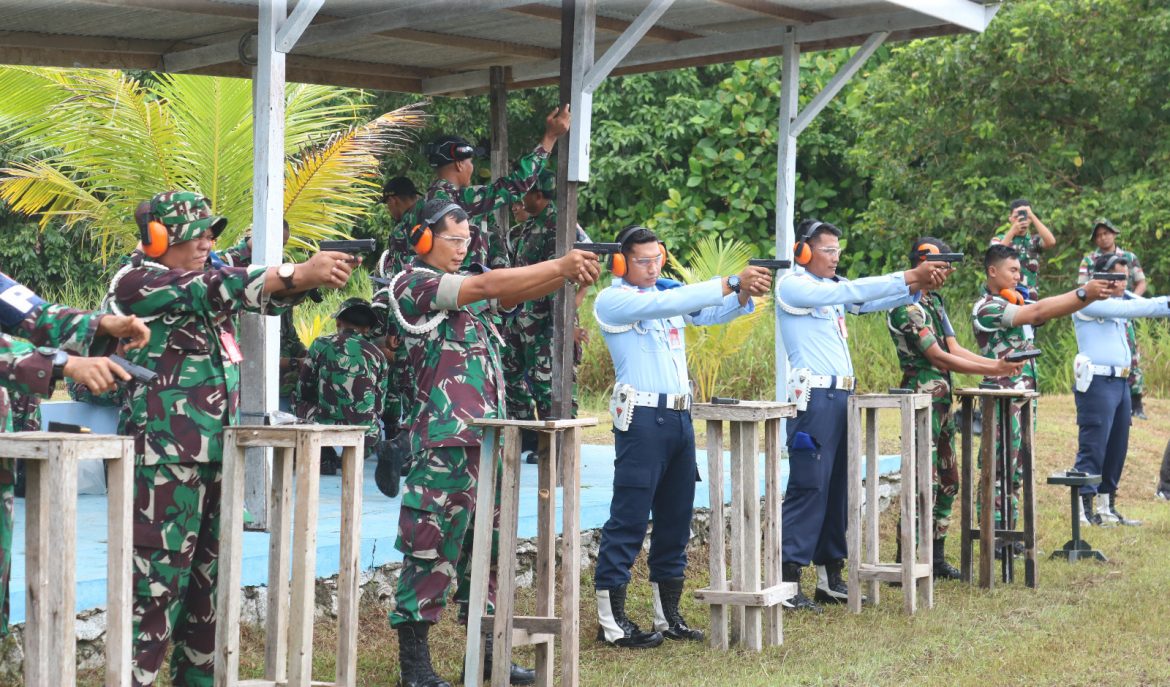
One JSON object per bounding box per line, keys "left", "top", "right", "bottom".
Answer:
{"left": 2, "top": 433, "right": 132, "bottom": 460}
{"left": 468, "top": 417, "right": 599, "bottom": 429}
{"left": 28, "top": 440, "right": 79, "bottom": 684}
{"left": 864, "top": 407, "right": 880, "bottom": 607}
{"left": 491, "top": 427, "right": 524, "bottom": 687}
{"left": 482, "top": 615, "right": 563, "bottom": 635}
{"left": 959, "top": 397, "right": 974, "bottom": 584}
{"left": 737, "top": 420, "right": 762, "bottom": 651}
{"left": 692, "top": 583, "right": 797, "bottom": 608}
{"left": 1021, "top": 399, "right": 1038, "bottom": 589}
{"left": 856, "top": 563, "right": 931, "bottom": 582}
{"left": 560, "top": 426, "right": 584, "bottom": 687}
{"left": 705, "top": 420, "right": 728, "bottom": 650}
{"left": 288, "top": 430, "right": 324, "bottom": 686}
{"left": 851, "top": 393, "right": 931, "bottom": 410}
{"left": 899, "top": 398, "right": 917, "bottom": 615}
{"left": 216, "top": 430, "right": 248, "bottom": 687}
{"left": 507, "top": 3, "right": 703, "bottom": 42}
{"left": 265, "top": 447, "right": 294, "bottom": 683}
{"left": 762, "top": 417, "right": 783, "bottom": 645}
{"left": 846, "top": 397, "right": 863, "bottom": 614}
{"left": 916, "top": 404, "right": 934, "bottom": 611}
{"left": 727, "top": 417, "right": 745, "bottom": 645}
{"left": 711, "top": 0, "right": 831, "bottom": 23}
{"left": 463, "top": 428, "right": 499, "bottom": 687}
{"left": 691, "top": 402, "right": 797, "bottom": 422}
{"left": 954, "top": 388, "right": 1039, "bottom": 399}
{"left": 336, "top": 443, "right": 364, "bottom": 686}
{"left": 105, "top": 438, "right": 134, "bottom": 687}
{"left": 534, "top": 430, "right": 558, "bottom": 686}
{"left": 979, "top": 397, "right": 997, "bottom": 590}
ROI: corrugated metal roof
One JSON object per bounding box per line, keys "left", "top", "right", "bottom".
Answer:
{"left": 0, "top": 1, "right": 999, "bottom": 95}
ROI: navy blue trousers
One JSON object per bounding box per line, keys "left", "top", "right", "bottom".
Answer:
{"left": 782, "top": 387, "right": 851, "bottom": 566}
{"left": 1074, "top": 376, "right": 1131, "bottom": 495}
{"left": 594, "top": 401, "right": 697, "bottom": 590}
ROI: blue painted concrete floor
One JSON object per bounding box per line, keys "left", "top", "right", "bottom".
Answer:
{"left": 7, "top": 445, "right": 900, "bottom": 624}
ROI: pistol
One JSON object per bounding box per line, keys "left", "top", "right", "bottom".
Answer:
{"left": 109, "top": 354, "right": 158, "bottom": 384}
{"left": 573, "top": 242, "right": 622, "bottom": 255}
{"left": 1091, "top": 272, "right": 1127, "bottom": 282}
{"left": 748, "top": 258, "right": 792, "bottom": 270}
{"left": 1005, "top": 348, "right": 1042, "bottom": 363}
{"left": 48, "top": 421, "right": 91, "bottom": 434}
{"left": 320, "top": 239, "right": 377, "bottom": 263}
{"left": 921, "top": 252, "right": 964, "bottom": 263}
{"left": 709, "top": 396, "right": 740, "bottom": 405}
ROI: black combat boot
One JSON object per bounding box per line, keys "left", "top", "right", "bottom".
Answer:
{"left": 460, "top": 636, "right": 536, "bottom": 685}
{"left": 396, "top": 622, "right": 451, "bottom": 687}
{"left": 595, "top": 585, "right": 664, "bottom": 648}
{"left": 1132, "top": 393, "right": 1147, "bottom": 420}
{"left": 815, "top": 559, "right": 866, "bottom": 605}
{"left": 932, "top": 538, "right": 962, "bottom": 580}
{"left": 1081, "top": 493, "right": 1103, "bottom": 526}
{"left": 781, "top": 562, "right": 822, "bottom": 613}
{"left": 651, "top": 577, "right": 704, "bottom": 641}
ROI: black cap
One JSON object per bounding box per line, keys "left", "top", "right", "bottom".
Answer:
{"left": 383, "top": 176, "right": 419, "bottom": 199}
{"left": 426, "top": 135, "right": 485, "bottom": 166}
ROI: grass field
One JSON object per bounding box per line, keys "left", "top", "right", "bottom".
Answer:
{"left": 68, "top": 393, "right": 1170, "bottom": 687}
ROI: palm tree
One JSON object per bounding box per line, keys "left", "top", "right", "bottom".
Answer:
{"left": 0, "top": 67, "right": 425, "bottom": 261}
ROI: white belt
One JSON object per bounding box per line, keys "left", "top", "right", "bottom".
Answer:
{"left": 1090, "top": 364, "right": 1130, "bottom": 378}
{"left": 807, "top": 375, "right": 856, "bottom": 391}
{"left": 632, "top": 391, "right": 692, "bottom": 411}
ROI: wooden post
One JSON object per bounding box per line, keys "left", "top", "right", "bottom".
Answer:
{"left": 106, "top": 435, "right": 133, "bottom": 687}
{"left": 705, "top": 420, "right": 727, "bottom": 650}
{"left": 979, "top": 396, "right": 997, "bottom": 589}
{"left": 490, "top": 428, "right": 523, "bottom": 687}
{"left": 960, "top": 396, "right": 974, "bottom": 583}
{"left": 265, "top": 447, "right": 294, "bottom": 683}
{"left": 489, "top": 65, "right": 510, "bottom": 239}
{"left": 534, "top": 431, "right": 559, "bottom": 685}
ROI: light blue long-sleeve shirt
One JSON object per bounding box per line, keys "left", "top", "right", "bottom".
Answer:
{"left": 776, "top": 267, "right": 916, "bottom": 377}
{"left": 1074, "top": 292, "right": 1170, "bottom": 368}
{"left": 594, "top": 277, "right": 753, "bottom": 395}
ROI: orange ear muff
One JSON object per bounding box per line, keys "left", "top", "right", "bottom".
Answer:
{"left": 794, "top": 241, "right": 813, "bottom": 266}
{"left": 610, "top": 253, "right": 628, "bottom": 278}
{"left": 142, "top": 220, "right": 169, "bottom": 258}
{"left": 999, "top": 288, "right": 1025, "bottom": 306}
{"left": 917, "top": 243, "right": 940, "bottom": 262}
{"left": 409, "top": 224, "right": 433, "bottom": 255}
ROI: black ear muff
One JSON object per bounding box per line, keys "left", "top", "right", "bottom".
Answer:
{"left": 142, "top": 219, "right": 169, "bottom": 258}
{"left": 793, "top": 220, "right": 824, "bottom": 266}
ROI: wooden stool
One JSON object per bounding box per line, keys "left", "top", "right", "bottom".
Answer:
{"left": 1047, "top": 472, "right": 1107, "bottom": 563}
{"left": 846, "top": 393, "right": 933, "bottom": 614}
{"left": 2, "top": 432, "right": 133, "bottom": 687}
{"left": 464, "top": 417, "right": 596, "bottom": 687}
{"left": 956, "top": 388, "right": 1039, "bottom": 589}
{"left": 215, "top": 424, "right": 367, "bottom": 687}
{"left": 690, "top": 401, "right": 796, "bottom": 651}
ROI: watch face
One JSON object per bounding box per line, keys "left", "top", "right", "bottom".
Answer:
{"left": 278, "top": 263, "right": 295, "bottom": 278}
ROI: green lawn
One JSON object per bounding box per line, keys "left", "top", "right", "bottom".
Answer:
{"left": 77, "top": 395, "right": 1170, "bottom": 686}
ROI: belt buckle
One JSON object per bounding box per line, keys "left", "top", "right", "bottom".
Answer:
{"left": 672, "top": 395, "right": 687, "bottom": 411}
{"left": 1121, "top": 367, "right": 1130, "bottom": 378}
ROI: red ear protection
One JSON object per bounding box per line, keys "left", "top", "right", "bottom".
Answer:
{"left": 141, "top": 219, "right": 169, "bottom": 258}
{"left": 793, "top": 220, "right": 825, "bottom": 266}
{"left": 999, "top": 288, "right": 1025, "bottom": 306}
{"left": 411, "top": 202, "right": 463, "bottom": 255}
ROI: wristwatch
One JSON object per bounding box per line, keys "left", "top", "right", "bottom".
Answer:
{"left": 727, "top": 274, "right": 741, "bottom": 294}
{"left": 277, "top": 263, "right": 296, "bottom": 290}
{"left": 1075, "top": 287, "right": 1088, "bottom": 302}
{"left": 50, "top": 349, "right": 69, "bottom": 383}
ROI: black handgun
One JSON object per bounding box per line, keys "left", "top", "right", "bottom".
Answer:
{"left": 888, "top": 388, "right": 914, "bottom": 395}
{"left": 48, "top": 421, "right": 91, "bottom": 434}
{"left": 109, "top": 354, "right": 158, "bottom": 384}
{"left": 320, "top": 239, "right": 377, "bottom": 264}
{"left": 710, "top": 396, "right": 740, "bottom": 405}
{"left": 573, "top": 242, "right": 622, "bottom": 255}
{"left": 1091, "top": 272, "right": 1127, "bottom": 282}
{"left": 748, "top": 258, "right": 792, "bottom": 270}
{"left": 1005, "top": 348, "right": 1042, "bottom": 363}
{"left": 921, "top": 252, "right": 964, "bottom": 263}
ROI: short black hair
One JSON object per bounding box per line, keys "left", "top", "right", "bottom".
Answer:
{"left": 798, "top": 218, "right": 841, "bottom": 246}
{"left": 383, "top": 176, "right": 420, "bottom": 201}
{"left": 909, "top": 236, "right": 952, "bottom": 269}
{"left": 338, "top": 309, "right": 374, "bottom": 329}
{"left": 1092, "top": 253, "right": 1128, "bottom": 273}
{"left": 133, "top": 200, "right": 152, "bottom": 232}
{"left": 1009, "top": 198, "right": 1030, "bottom": 211}
{"left": 420, "top": 198, "right": 468, "bottom": 235}
{"left": 616, "top": 225, "right": 659, "bottom": 252}
{"left": 984, "top": 243, "right": 1019, "bottom": 272}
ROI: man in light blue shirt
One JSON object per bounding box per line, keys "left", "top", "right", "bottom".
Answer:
{"left": 592, "top": 225, "right": 771, "bottom": 649}
{"left": 776, "top": 219, "right": 945, "bottom": 611}
{"left": 1072, "top": 253, "right": 1165, "bottom": 526}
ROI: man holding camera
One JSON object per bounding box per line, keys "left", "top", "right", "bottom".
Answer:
{"left": 886, "top": 238, "right": 1022, "bottom": 579}
{"left": 1076, "top": 218, "right": 1149, "bottom": 419}
{"left": 990, "top": 199, "right": 1056, "bottom": 300}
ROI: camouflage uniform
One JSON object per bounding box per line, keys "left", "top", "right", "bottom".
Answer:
{"left": 1078, "top": 247, "right": 1146, "bottom": 397}
{"left": 294, "top": 326, "right": 389, "bottom": 449}
{"left": 375, "top": 261, "right": 505, "bottom": 626}
{"left": 0, "top": 271, "right": 108, "bottom": 636}
{"left": 887, "top": 293, "right": 959, "bottom": 539}
{"left": 104, "top": 191, "right": 297, "bottom": 687}
{"left": 278, "top": 310, "right": 307, "bottom": 402}
{"left": 376, "top": 205, "right": 422, "bottom": 434}
{"left": 971, "top": 290, "right": 1038, "bottom": 527}
{"left": 990, "top": 231, "right": 1045, "bottom": 299}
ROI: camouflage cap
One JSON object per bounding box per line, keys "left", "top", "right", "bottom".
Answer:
{"left": 149, "top": 190, "right": 227, "bottom": 244}
{"left": 534, "top": 168, "right": 555, "bottom": 196}
{"left": 1092, "top": 217, "right": 1119, "bottom": 238}
{"left": 333, "top": 297, "right": 376, "bottom": 326}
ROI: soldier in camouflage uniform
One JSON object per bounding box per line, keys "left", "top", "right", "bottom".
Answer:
{"left": 972, "top": 244, "right": 1108, "bottom": 541}
{"left": 376, "top": 177, "right": 423, "bottom": 435}
{"left": 104, "top": 190, "right": 353, "bottom": 686}
{"left": 0, "top": 269, "right": 149, "bottom": 636}
{"left": 294, "top": 297, "right": 388, "bottom": 460}
{"left": 989, "top": 199, "right": 1056, "bottom": 300}
{"left": 1076, "top": 218, "right": 1150, "bottom": 419}
{"left": 374, "top": 198, "right": 599, "bottom": 687}
{"left": 887, "top": 238, "right": 1022, "bottom": 578}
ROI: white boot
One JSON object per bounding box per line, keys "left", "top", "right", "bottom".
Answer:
{"left": 1095, "top": 493, "right": 1119, "bottom": 525}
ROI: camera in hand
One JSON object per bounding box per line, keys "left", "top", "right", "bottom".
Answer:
{"left": 1017, "top": 209, "right": 1028, "bottom": 222}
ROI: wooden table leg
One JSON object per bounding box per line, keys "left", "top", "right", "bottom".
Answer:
{"left": 336, "top": 443, "right": 363, "bottom": 687}
{"left": 846, "top": 399, "right": 863, "bottom": 614}
{"left": 916, "top": 404, "right": 934, "bottom": 610}
{"left": 106, "top": 443, "right": 133, "bottom": 687}
{"left": 706, "top": 420, "right": 728, "bottom": 649}
{"left": 534, "top": 430, "right": 558, "bottom": 687}
{"left": 979, "top": 397, "right": 997, "bottom": 590}
{"left": 960, "top": 397, "right": 974, "bottom": 584}
{"left": 865, "top": 407, "right": 880, "bottom": 607}
{"left": 736, "top": 421, "right": 762, "bottom": 651}
{"left": 763, "top": 418, "right": 783, "bottom": 644}
{"left": 265, "top": 447, "right": 293, "bottom": 683}
{"left": 1021, "top": 400, "right": 1038, "bottom": 588}
{"left": 728, "top": 421, "right": 745, "bottom": 645}
{"left": 490, "top": 428, "right": 523, "bottom": 687}
{"left": 464, "top": 428, "right": 498, "bottom": 687}
{"left": 899, "top": 400, "right": 917, "bottom": 614}
{"left": 216, "top": 431, "right": 248, "bottom": 687}
{"left": 561, "top": 427, "right": 582, "bottom": 687}
{"left": 288, "top": 431, "right": 323, "bottom": 686}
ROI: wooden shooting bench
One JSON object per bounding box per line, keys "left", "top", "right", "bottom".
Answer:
{"left": 690, "top": 400, "right": 798, "bottom": 651}
{"left": 215, "top": 424, "right": 367, "bottom": 687}
{"left": 1, "top": 432, "right": 134, "bottom": 687}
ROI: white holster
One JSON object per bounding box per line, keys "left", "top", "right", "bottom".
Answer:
{"left": 789, "top": 368, "right": 813, "bottom": 412}
{"left": 1073, "top": 354, "right": 1094, "bottom": 393}
{"left": 609, "top": 383, "right": 637, "bottom": 432}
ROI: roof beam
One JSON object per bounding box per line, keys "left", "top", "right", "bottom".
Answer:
{"left": 382, "top": 28, "right": 557, "bottom": 60}
{"left": 163, "top": 0, "right": 532, "bottom": 73}
{"left": 0, "top": 30, "right": 179, "bottom": 55}
{"left": 710, "top": 0, "right": 831, "bottom": 24}
{"left": 791, "top": 31, "right": 887, "bottom": 136}
{"left": 276, "top": 0, "right": 324, "bottom": 52}
{"left": 882, "top": 0, "right": 999, "bottom": 33}
{"left": 78, "top": 0, "right": 255, "bottom": 20}
{"left": 582, "top": 0, "right": 674, "bottom": 94}
{"left": 507, "top": 3, "right": 702, "bottom": 42}
{"left": 423, "top": 9, "right": 952, "bottom": 95}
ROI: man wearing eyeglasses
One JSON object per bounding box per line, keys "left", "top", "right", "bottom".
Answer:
{"left": 591, "top": 226, "right": 772, "bottom": 649}
{"left": 776, "top": 219, "right": 946, "bottom": 612}
{"left": 376, "top": 198, "right": 601, "bottom": 687}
